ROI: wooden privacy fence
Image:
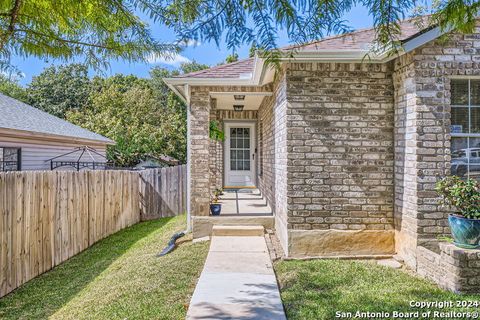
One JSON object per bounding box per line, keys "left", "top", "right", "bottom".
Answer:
{"left": 0, "top": 165, "right": 186, "bottom": 298}
{"left": 139, "top": 165, "right": 187, "bottom": 220}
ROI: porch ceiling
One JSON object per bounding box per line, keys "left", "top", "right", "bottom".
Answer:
{"left": 210, "top": 91, "right": 272, "bottom": 110}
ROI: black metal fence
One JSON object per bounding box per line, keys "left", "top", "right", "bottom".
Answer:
{"left": 0, "top": 161, "right": 19, "bottom": 172}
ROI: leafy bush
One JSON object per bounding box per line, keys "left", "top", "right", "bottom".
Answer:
{"left": 435, "top": 176, "right": 480, "bottom": 219}
{"left": 209, "top": 120, "right": 224, "bottom": 141}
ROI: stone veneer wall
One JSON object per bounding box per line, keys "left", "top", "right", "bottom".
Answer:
{"left": 393, "top": 25, "right": 480, "bottom": 268}
{"left": 284, "top": 62, "right": 396, "bottom": 257}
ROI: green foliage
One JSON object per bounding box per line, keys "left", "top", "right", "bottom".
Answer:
{"left": 178, "top": 60, "right": 210, "bottom": 75}
{"left": 0, "top": 1, "right": 477, "bottom": 71}
{"left": 27, "top": 64, "right": 91, "bottom": 118}
{"left": 249, "top": 43, "right": 258, "bottom": 58}
{"left": 209, "top": 120, "right": 224, "bottom": 141}
{"left": 436, "top": 176, "right": 480, "bottom": 219}
{"left": 65, "top": 61, "right": 209, "bottom": 166}
{"left": 225, "top": 53, "right": 239, "bottom": 63}
{"left": 66, "top": 77, "right": 185, "bottom": 167}
{"left": 431, "top": 0, "right": 480, "bottom": 34}
{"left": 0, "top": 74, "right": 27, "bottom": 102}
{"left": 0, "top": 0, "right": 176, "bottom": 69}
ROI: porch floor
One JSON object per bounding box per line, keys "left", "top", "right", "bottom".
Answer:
{"left": 219, "top": 188, "right": 272, "bottom": 215}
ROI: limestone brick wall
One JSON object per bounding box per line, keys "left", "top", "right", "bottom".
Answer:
{"left": 393, "top": 25, "right": 480, "bottom": 267}
{"left": 257, "top": 94, "right": 275, "bottom": 211}
{"left": 189, "top": 87, "right": 212, "bottom": 216}
{"left": 285, "top": 62, "right": 395, "bottom": 232}
{"left": 393, "top": 53, "right": 421, "bottom": 269}
{"left": 417, "top": 242, "right": 480, "bottom": 293}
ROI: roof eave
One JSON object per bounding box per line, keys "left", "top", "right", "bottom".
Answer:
{"left": 0, "top": 127, "right": 115, "bottom": 146}
{"left": 164, "top": 24, "right": 449, "bottom": 100}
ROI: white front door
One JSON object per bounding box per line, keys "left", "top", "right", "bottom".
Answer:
{"left": 224, "top": 122, "right": 256, "bottom": 187}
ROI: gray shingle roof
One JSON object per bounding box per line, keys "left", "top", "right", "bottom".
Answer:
{"left": 0, "top": 93, "right": 113, "bottom": 144}
{"left": 176, "top": 18, "right": 427, "bottom": 80}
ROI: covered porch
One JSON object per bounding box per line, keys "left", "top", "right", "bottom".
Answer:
{"left": 186, "top": 84, "right": 275, "bottom": 219}
{"left": 220, "top": 188, "right": 272, "bottom": 216}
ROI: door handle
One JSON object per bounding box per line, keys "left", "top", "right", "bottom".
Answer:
{"left": 252, "top": 153, "right": 255, "bottom": 160}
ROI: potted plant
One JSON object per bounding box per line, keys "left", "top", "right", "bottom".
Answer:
{"left": 210, "top": 189, "right": 222, "bottom": 216}
{"left": 215, "top": 187, "right": 224, "bottom": 196}
{"left": 436, "top": 176, "right": 480, "bottom": 249}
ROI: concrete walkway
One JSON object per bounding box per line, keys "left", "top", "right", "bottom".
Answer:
{"left": 187, "top": 233, "right": 286, "bottom": 320}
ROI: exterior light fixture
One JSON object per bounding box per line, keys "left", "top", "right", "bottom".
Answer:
{"left": 234, "top": 95, "right": 245, "bottom": 100}
{"left": 233, "top": 105, "right": 244, "bottom": 112}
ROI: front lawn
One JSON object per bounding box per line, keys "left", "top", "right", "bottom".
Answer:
{"left": 0, "top": 215, "right": 209, "bottom": 320}
{"left": 275, "top": 259, "right": 480, "bottom": 320}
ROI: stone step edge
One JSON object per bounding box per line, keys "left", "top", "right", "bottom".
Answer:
{"left": 212, "top": 225, "right": 265, "bottom": 237}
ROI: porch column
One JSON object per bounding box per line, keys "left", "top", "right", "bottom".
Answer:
{"left": 188, "top": 88, "right": 211, "bottom": 216}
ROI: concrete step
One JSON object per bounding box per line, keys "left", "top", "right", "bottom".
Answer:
{"left": 192, "top": 215, "right": 274, "bottom": 238}
{"left": 212, "top": 225, "right": 265, "bottom": 237}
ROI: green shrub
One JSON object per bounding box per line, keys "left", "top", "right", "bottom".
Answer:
{"left": 435, "top": 176, "right": 480, "bottom": 219}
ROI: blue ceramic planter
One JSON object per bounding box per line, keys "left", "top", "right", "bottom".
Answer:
{"left": 210, "top": 203, "right": 221, "bottom": 216}
{"left": 448, "top": 214, "right": 480, "bottom": 249}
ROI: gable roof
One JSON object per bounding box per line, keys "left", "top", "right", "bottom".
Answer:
{"left": 175, "top": 58, "right": 255, "bottom": 79}
{"left": 0, "top": 93, "right": 113, "bottom": 144}
{"left": 284, "top": 18, "right": 425, "bottom": 52}
{"left": 164, "top": 16, "right": 445, "bottom": 102}
{"left": 175, "top": 17, "right": 431, "bottom": 80}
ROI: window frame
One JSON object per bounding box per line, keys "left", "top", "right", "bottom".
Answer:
{"left": 0, "top": 147, "right": 21, "bottom": 171}
{"left": 450, "top": 78, "right": 480, "bottom": 179}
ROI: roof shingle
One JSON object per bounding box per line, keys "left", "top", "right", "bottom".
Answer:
{"left": 176, "top": 18, "right": 427, "bottom": 79}
{"left": 0, "top": 93, "right": 113, "bottom": 144}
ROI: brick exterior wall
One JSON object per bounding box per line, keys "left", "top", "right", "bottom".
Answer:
{"left": 285, "top": 62, "right": 395, "bottom": 232}
{"left": 393, "top": 25, "right": 480, "bottom": 268}
{"left": 417, "top": 242, "right": 480, "bottom": 293}
{"left": 393, "top": 53, "right": 421, "bottom": 269}
{"left": 189, "top": 87, "right": 212, "bottom": 216}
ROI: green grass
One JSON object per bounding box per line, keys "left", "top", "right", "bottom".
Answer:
{"left": 275, "top": 259, "right": 480, "bottom": 320}
{"left": 0, "top": 215, "right": 209, "bottom": 320}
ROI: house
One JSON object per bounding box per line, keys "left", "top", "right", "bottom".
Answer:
{"left": 164, "top": 17, "right": 480, "bottom": 291}
{"left": 0, "top": 93, "right": 113, "bottom": 171}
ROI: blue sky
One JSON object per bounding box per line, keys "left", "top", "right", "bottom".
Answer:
{"left": 12, "top": 5, "right": 374, "bottom": 85}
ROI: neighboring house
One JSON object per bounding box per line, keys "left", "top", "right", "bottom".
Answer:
{"left": 0, "top": 93, "right": 113, "bottom": 171}
{"left": 164, "top": 16, "right": 480, "bottom": 273}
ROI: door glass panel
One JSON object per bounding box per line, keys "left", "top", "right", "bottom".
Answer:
{"left": 230, "top": 127, "right": 251, "bottom": 171}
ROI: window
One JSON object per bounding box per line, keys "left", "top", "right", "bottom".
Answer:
{"left": 450, "top": 79, "right": 480, "bottom": 180}
{"left": 0, "top": 147, "right": 21, "bottom": 171}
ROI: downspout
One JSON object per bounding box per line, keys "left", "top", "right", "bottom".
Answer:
{"left": 185, "top": 84, "right": 192, "bottom": 233}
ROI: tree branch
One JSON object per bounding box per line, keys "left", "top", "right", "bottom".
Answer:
{"left": 0, "top": 0, "right": 22, "bottom": 51}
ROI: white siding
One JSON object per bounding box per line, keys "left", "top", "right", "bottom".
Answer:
{"left": 0, "top": 135, "right": 108, "bottom": 171}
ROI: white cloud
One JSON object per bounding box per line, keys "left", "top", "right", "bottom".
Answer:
{"left": 147, "top": 53, "right": 191, "bottom": 66}
{"left": 178, "top": 39, "right": 201, "bottom": 47}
